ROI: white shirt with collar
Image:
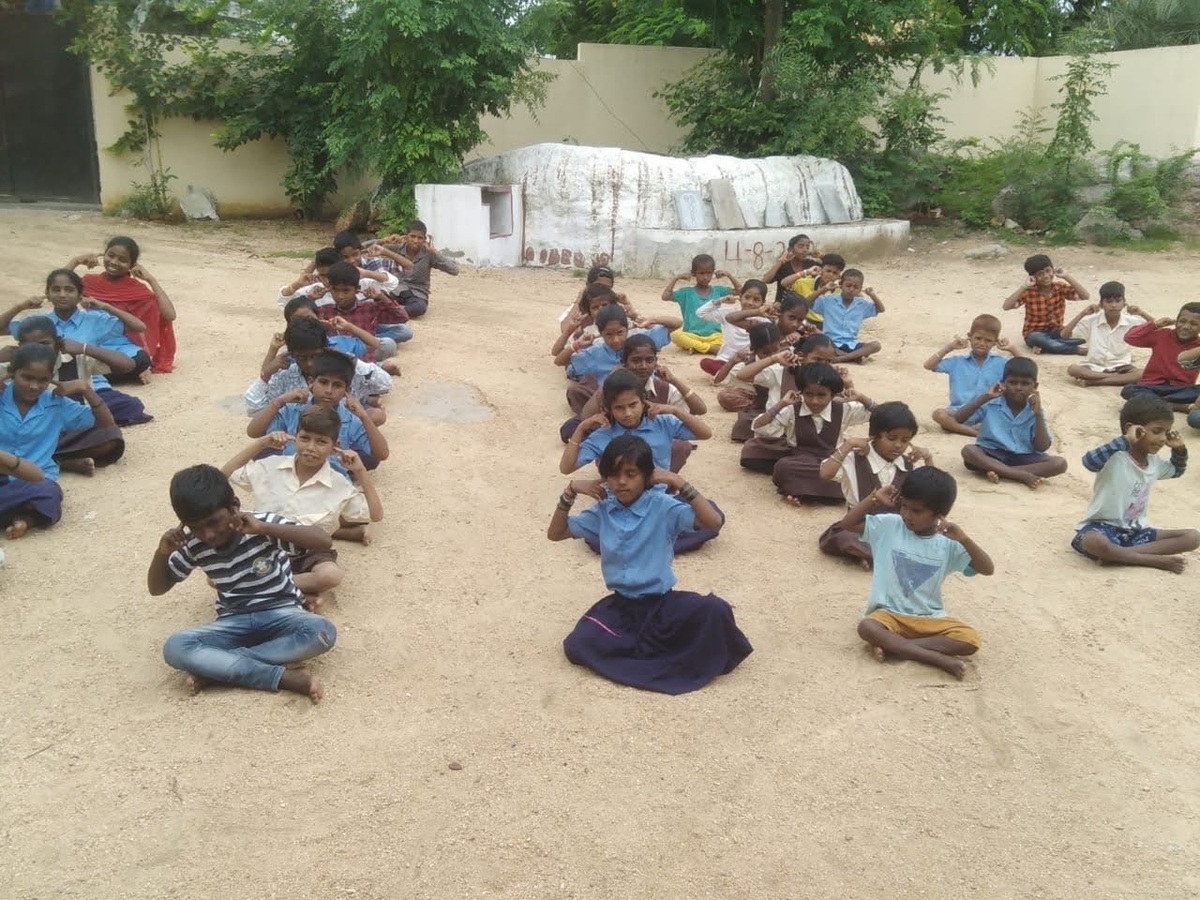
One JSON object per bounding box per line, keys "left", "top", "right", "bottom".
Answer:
{"left": 1068, "top": 310, "right": 1144, "bottom": 369}
{"left": 277, "top": 272, "right": 401, "bottom": 307}
{"left": 753, "top": 398, "right": 870, "bottom": 446}
{"left": 831, "top": 445, "right": 914, "bottom": 506}
{"left": 229, "top": 455, "right": 370, "bottom": 534}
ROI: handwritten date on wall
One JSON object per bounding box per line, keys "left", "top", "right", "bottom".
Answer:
{"left": 522, "top": 240, "right": 786, "bottom": 269}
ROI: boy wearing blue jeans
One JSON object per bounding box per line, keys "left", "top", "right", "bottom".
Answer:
{"left": 148, "top": 464, "right": 337, "bottom": 703}
{"left": 838, "top": 467, "right": 994, "bottom": 679}
{"left": 811, "top": 267, "right": 883, "bottom": 363}
{"left": 1002, "top": 254, "right": 1090, "bottom": 354}
{"left": 956, "top": 357, "right": 1068, "bottom": 489}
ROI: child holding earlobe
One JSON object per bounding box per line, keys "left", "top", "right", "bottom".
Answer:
{"left": 548, "top": 434, "right": 752, "bottom": 695}
{"left": 696, "top": 279, "right": 770, "bottom": 376}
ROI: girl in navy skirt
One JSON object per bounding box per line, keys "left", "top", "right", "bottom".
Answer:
{"left": 1, "top": 344, "right": 113, "bottom": 538}
{"left": 548, "top": 435, "right": 752, "bottom": 694}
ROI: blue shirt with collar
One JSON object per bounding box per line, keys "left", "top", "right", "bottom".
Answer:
{"left": 975, "top": 396, "right": 1044, "bottom": 454}
{"left": 577, "top": 413, "right": 695, "bottom": 471}
{"left": 11, "top": 308, "right": 143, "bottom": 360}
{"left": 566, "top": 326, "right": 671, "bottom": 384}
{"left": 812, "top": 293, "right": 878, "bottom": 348}
{"left": 935, "top": 352, "right": 1008, "bottom": 408}
{"left": 266, "top": 400, "right": 370, "bottom": 474}
{"left": 0, "top": 383, "right": 95, "bottom": 481}
{"left": 567, "top": 487, "right": 695, "bottom": 597}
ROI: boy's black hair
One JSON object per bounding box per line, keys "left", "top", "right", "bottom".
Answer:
{"left": 46, "top": 268, "right": 83, "bottom": 294}
{"left": 690, "top": 253, "right": 716, "bottom": 272}
{"left": 283, "top": 296, "right": 321, "bottom": 321}
{"left": 1003, "top": 357, "right": 1039, "bottom": 381}
{"left": 598, "top": 434, "right": 654, "bottom": 480}
{"left": 621, "top": 333, "right": 658, "bottom": 362}
{"left": 314, "top": 247, "right": 341, "bottom": 268}
{"left": 796, "top": 361, "right": 844, "bottom": 395}
{"left": 842, "top": 267, "right": 864, "bottom": 282}
{"left": 1119, "top": 395, "right": 1174, "bottom": 431}
{"left": 407, "top": 220, "right": 427, "bottom": 234}
{"left": 869, "top": 401, "right": 918, "bottom": 436}
{"left": 1178, "top": 302, "right": 1200, "bottom": 318}
{"left": 821, "top": 253, "right": 845, "bottom": 270}
{"left": 748, "top": 321, "right": 781, "bottom": 351}
{"left": 779, "top": 291, "right": 809, "bottom": 315}
{"left": 1024, "top": 254, "right": 1052, "bottom": 275}
{"left": 586, "top": 265, "right": 614, "bottom": 283}
{"left": 11, "top": 341, "right": 56, "bottom": 372}
{"left": 170, "top": 464, "right": 236, "bottom": 523}
{"left": 284, "top": 316, "right": 330, "bottom": 352}
{"left": 788, "top": 234, "right": 810, "bottom": 249}
{"left": 900, "top": 466, "right": 957, "bottom": 517}
{"left": 310, "top": 349, "right": 355, "bottom": 385}
{"left": 297, "top": 404, "right": 342, "bottom": 440}
{"left": 742, "top": 278, "right": 769, "bottom": 298}
{"left": 333, "top": 230, "right": 362, "bottom": 251}
{"left": 798, "top": 333, "right": 834, "bottom": 354}
{"left": 595, "top": 304, "right": 629, "bottom": 332}
{"left": 326, "top": 261, "right": 359, "bottom": 288}
{"left": 106, "top": 235, "right": 140, "bottom": 263}
{"left": 579, "top": 282, "right": 617, "bottom": 314}
{"left": 601, "top": 368, "right": 645, "bottom": 409}
{"left": 15, "top": 315, "right": 56, "bottom": 341}
{"left": 1099, "top": 281, "right": 1125, "bottom": 299}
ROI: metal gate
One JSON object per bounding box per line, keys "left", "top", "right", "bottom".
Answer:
{"left": 0, "top": 12, "right": 101, "bottom": 204}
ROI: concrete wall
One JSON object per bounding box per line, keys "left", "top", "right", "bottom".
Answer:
{"left": 414, "top": 184, "right": 524, "bottom": 267}
{"left": 89, "top": 42, "right": 1200, "bottom": 215}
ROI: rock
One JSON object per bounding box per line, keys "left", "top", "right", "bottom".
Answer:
{"left": 991, "top": 186, "right": 1014, "bottom": 219}
{"left": 1077, "top": 183, "right": 1112, "bottom": 205}
{"left": 1074, "top": 207, "right": 1142, "bottom": 244}
{"left": 707, "top": 179, "right": 747, "bottom": 229}
{"left": 335, "top": 196, "right": 372, "bottom": 233}
{"left": 448, "top": 761, "right": 463, "bottom": 771}
{"left": 1003, "top": 218, "right": 1020, "bottom": 230}
{"left": 179, "top": 185, "right": 219, "bottom": 221}
{"left": 964, "top": 243, "right": 1008, "bottom": 260}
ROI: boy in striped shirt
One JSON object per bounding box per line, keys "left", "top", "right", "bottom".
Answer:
{"left": 148, "top": 464, "right": 337, "bottom": 703}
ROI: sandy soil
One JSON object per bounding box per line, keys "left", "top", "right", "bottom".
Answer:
{"left": 2, "top": 208, "right": 1198, "bottom": 899}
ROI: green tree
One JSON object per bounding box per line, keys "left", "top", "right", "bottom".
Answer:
{"left": 1089, "top": 0, "right": 1200, "bottom": 50}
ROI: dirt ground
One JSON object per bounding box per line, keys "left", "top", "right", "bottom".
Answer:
{"left": 2, "top": 208, "right": 1198, "bottom": 899}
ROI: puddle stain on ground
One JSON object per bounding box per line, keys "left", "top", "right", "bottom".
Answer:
{"left": 399, "top": 382, "right": 494, "bottom": 424}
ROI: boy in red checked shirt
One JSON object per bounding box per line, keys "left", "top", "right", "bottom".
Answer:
{"left": 318, "top": 261, "right": 412, "bottom": 364}
{"left": 1002, "top": 254, "right": 1090, "bottom": 354}
{"left": 1122, "top": 302, "right": 1200, "bottom": 410}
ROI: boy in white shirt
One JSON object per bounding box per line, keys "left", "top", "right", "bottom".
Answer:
{"left": 1064, "top": 281, "right": 1154, "bottom": 386}
{"left": 1073, "top": 395, "right": 1199, "bottom": 572}
{"left": 222, "top": 405, "right": 384, "bottom": 609}
{"left": 277, "top": 247, "right": 399, "bottom": 307}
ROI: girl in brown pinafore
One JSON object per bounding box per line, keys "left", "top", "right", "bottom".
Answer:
{"left": 816, "top": 401, "right": 933, "bottom": 567}
{"left": 748, "top": 362, "right": 877, "bottom": 504}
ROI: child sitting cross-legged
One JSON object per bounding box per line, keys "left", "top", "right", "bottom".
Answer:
{"left": 1072, "top": 395, "right": 1200, "bottom": 573}
{"left": 817, "top": 401, "right": 931, "bottom": 567}
{"left": 278, "top": 247, "right": 399, "bottom": 309}
{"left": 222, "top": 405, "right": 384, "bottom": 610}
{"left": 957, "top": 357, "right": 1067, "bottom": 489}
{"left": 695, "top": 278, "right": 770, "bottom": 376}
{"left": 272, "top": 296, "right": 385, "bottom": 369}
{"left": 149, "top": 464, "right": 337, "bottom": 703}
{"left": 1063, "top": 281, "right": 1153, "bottom": 387}
{"left": 548, "top": 434, "right": 752, "bottom": 695}
{"left": 839, "top": 468, "right": 994, "bottom": 679}
{"left": 248, "top": 349, "right": 388, "bottom": 473}
{"left": 1002, "top": 254, "right": 1089, "bottom": 355}
{"left": 811, "top": 267, "right": 884, "bottom": 363}
{"left": 660, "top": 254, "right": 742, "bottom": 355}
{"left": 318, "top": 261, "right": 412, "bottom": 362}
{"left": 925, "top": 313, "right": 1023, "bottom": 437}
{"left": 1121, "top": 302, "right": 1200, "bottom": 409}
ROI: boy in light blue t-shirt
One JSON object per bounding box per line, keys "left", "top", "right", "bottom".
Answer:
{"left": 836, "top": 467, "right": 994, "bottom": 679}
{"left": 811, "top": 267, "right": 883, "bottom": 363}
{"left": 924, "top": 313, "right": 1024, "bottom": 436}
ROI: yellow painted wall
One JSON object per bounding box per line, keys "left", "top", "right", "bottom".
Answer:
{"left": 89, "top": 42, "right": 1200, "bottom": 216}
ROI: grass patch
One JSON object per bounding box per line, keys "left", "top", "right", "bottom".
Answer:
{"left": 262, "top": 249, "right": 315, "bottom": 259}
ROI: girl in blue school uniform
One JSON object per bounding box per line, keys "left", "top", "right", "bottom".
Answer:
{"left": 0, "top": 344, "right": 115, "bottom": 538}
{"left": 548, "top": 434, "right": 752, "bottom": 694}
{"left": 559, "top": 369, "right": 724, "bottom": 552}
{"left": 0, "top": 270, "right": 152, "bottom": 425}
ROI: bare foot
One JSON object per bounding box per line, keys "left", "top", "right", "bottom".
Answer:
{"left": 5, "top": 517, "right": 30, "bottom": 539}
{"left": 361, "top": 530, "right": 373, "bottom": 547}
{"left": 60, "top": 457, "right": 96, "bottom": 477}
{"left": 279, "top": 669, "right": 324, "bottom": 703}
{"left": 1018, "top": 473, "right": 1044, "bottom": 490}
{"left": 303, "top": 594, "right": 324, "bottom": 614}
{"left": 1076, "top": 347, "right": 1088, "bottom": 356}
{"left": 1031, "top": 346, "right": 1043, "bottom": 355}
{"left": 184, "top": 673, "right": 213, "bottom": 694}
{"left": 930, "top": 651, "right": 966, "bottom": 679}
{"left": 857, "top": 557, "right": 872, "bottom": 572}
{"left": 1152, "top": 555, "right": 1188, "bottom": 574}
{"left": 985, "top": 471, "right": 1000, "bottom": 484}
{"left": 137, "top": 370, "right": 152, "bottom": 385}
{"left": 872, "top": 646, "right": 886, "bottom": 662}
{"left": 381, "top": 359, "right": 401, "bottom": 376}
{"left": 783, "top": 495, "right": 803, "bottom": 507}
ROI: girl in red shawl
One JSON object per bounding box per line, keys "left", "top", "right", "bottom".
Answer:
{"left": 67, "top": 236, "right": 176, "bottom": 378}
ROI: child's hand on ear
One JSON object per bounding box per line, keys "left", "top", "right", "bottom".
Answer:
{"left": 651, "top": 468, "right": 684, "bottom": 491}
{"left": 644, "top": 401, "right": 668, "bottom": 419}
{"left": 262, "top": 431, "right": 291, "bottom": 450}
{"left": 844, "top": 436, "right": 872, "bottom": 456}
{"left": 873, "top": 484, "right": 900, "bottom": 507}
{"left": 330, "top": 316, "right": 351, "bottom": 331}
{"left": 339, "top": 449, "right": 366, "bottom": 474}
{"left": 780, "top": 389, "right": 803, "bottom": 406}
{"left": 52, "top": 379, "right": 88, "bottom": 398}
{"left": 268, "top": 332, "right": 286, "bottom": 351}
{"left": 280, "top": 386, "right": 310, "bottom": 405}
{"left": 23, "top": 295, "right": 45, "bottom": 310}
{"left": 130, "top": 264, "right": 151, "bottom": 281}
{"left": 906, "top": 445, "right": 933, "bottom": 465}
{"left": 343, "top": 395, "right": 366, "bottom": 419}
{"left": 577, "top": 333, "right": 596, "bottom": 348}
{"left": 986, "top": 382, "right": 1005, "bottom": 399}
{"left": 234, "top": 512, "right": 267, "bottom": 536}
{"left": 1166, "top": 429, "right": 1186, "bottom": 450}
{"left": 1154, "top": 317, "right": 1176, "bottom": 329}
{"left": 568, "top": 478, "right": 606, "bottom": 500}
{"left": 1028, "top": 391, "right": 1043, "bottom": 414}
{"left": 654, "top": 364, "right": 676, "bottom": 384}
{"left": 157, "top": 525, "right": 187, "bottom": 555}
{"left": 937, "top": 519, "right": 967, "bottom": 542}
{"left": 579, "top": 412, "right": 609, "bottom": 434}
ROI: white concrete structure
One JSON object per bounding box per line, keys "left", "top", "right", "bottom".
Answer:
{"left": 445, "top": 143, "right": 908, "bottom": 277}
{"left": 413, "top": 183, "right": 524, "bottom": 267}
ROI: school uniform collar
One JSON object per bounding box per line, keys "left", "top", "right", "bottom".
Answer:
{"left": 2, "top": 383, "right": 54, "bottom": 416}
{"left": 798, "top": 399, "right": 833, "bottom": 423}
{"left": 58, "top": 307, "right": 86, "bottom": 327}
{"left": 607, "top": 485, "right": 663, "bottom": 520}
{"left": 275, "top": 453, "right": 335, "bottom": 488}
{"left": 864, "top": 445, "right": 905, "bottom": 476}
{"left": 1096, "top": 312, "right": 1142, "bottom": 331}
